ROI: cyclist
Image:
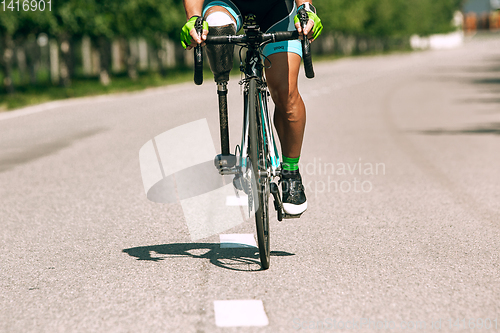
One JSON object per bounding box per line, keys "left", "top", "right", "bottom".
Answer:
{"left": 180, "top": 0, "right": 322, "bottom": 217}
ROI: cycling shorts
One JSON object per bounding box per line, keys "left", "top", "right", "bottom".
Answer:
{"left": 202, "top": 0, "right": 302, "bottom": 58}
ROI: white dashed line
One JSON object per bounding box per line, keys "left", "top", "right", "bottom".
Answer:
{"left": 219, "top": 234, "right": 257, "bottom": 248}
{"left": 0, "top": 83, "right": 194, "bottom": 121}
{"left": 225, "top": 195, "right": 248, "bottom": 206}
{"left": 0, "top": 100, "right": 69, "bottom": 121}
{"left": 214, "top": 300, "right": 269, "bottom": 327}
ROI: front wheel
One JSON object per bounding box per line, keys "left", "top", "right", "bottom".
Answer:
{"left": 247, "top": 78, "right": 271, "bottom": 270}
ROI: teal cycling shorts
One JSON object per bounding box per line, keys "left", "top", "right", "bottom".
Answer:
{"left": 202, "top": 0, "right": 302, "bottom": 58}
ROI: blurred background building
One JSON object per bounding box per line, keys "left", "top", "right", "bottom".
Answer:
{"left": 463, "top": 0, "right": 500, "bottom": 31}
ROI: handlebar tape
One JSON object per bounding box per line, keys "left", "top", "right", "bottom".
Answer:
{"left": 194, "top": 17, "right": 204, "bottom": 85}
{"left": 298, "top": 8, "right": 315, "bottom": 79}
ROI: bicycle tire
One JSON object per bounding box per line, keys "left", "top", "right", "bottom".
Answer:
{"left": 247, "top": 78, "right": 271, "bottom": 270}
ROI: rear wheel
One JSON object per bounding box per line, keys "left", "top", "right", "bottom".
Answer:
{"left": 247, "top": 78, "right": 270, "bottom": 270}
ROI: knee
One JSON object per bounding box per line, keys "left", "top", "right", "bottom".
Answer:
{"left": 270, "top": 84, "right": 302, "bottom": 120}
{"left": 204, "top": 7, "right": 236, "bottom": 28}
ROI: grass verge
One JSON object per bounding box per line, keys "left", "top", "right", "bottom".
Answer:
{"left": 0, "top": 67, "right": 214, "bottom": 112}
{"left": 0, "top": 46, "right": 413, "bottom": 112}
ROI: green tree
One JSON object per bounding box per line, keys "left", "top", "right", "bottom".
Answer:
{"left": 316, "top": 0, "right": 463, "bottom": 37}
{"left": 114, "top": 0, "right": 185, "bottom": 77}
{"left": 1, "top": 7, "right": 55, "bottom": 92}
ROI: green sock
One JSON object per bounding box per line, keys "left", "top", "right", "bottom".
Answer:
{"left": 282, "top": 156, "right": 300, "bottom": 172}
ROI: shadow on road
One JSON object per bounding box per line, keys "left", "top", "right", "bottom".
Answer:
{"left": 433, "top": 65, "right": 500, "bottom": 74}
{"left": 458, "top": 97, "right": 500, "bottom": 104}
{"left": 427, "top": 54, "right": 500, "bottom": 91}
{"left": 0, "top": 128, "right": 107, "bottom": 173}
{"left": 473, "top": 78, "right": 500, "bottom": 85}
{"left": 417, "top": 122, "right": 500, "bottom": 135}
{"left": 122, "top": 243, "right": 294, "bottom": 271}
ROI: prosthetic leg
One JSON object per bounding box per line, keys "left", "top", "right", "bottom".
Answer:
{"left": 206, "top": 19, "right": 237, "bottom": 173}
{"left": 206, "top": 23, "right": 236, "bottom": 156}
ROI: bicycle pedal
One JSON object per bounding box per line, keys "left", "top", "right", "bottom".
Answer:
{"left": 233, "top": 175, "right": 251, "bottom": 194}
{"left": 283, "top": 213, "right": 303, "bottom": 219}
{"left": 233, "top": 175, "right": 244, "bottom": 191}
{"left": 214, "top": 154, "right": 237, "bottom": 170}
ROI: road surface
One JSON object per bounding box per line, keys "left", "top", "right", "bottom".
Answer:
{"left": 1, "top": 34, "right": 499, "bottom": 332}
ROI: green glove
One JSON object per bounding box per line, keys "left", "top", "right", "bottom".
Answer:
{"left": 180, "top": 16, "right": 209, "bottom": 49}
{"left": 294, "top": 11, "right": 323, "bottom": 40}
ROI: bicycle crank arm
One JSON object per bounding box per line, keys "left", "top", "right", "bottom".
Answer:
{"left": 270, "top": 182, "right": 283, "bottom": 221}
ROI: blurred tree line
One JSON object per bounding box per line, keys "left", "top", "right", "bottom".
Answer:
{"left": 317, "top": 0, "right": 463, "bottom": 37}
{"left": 1, "top": 0, "right": 462, "bottom": 94}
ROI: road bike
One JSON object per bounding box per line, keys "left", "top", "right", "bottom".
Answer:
{"left": 192, "top": 10, "right": 314, "bottom": 270}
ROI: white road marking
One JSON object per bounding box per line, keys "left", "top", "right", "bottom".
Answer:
{"left": 225, "top": 195, "right": 248, "bottom": 206}
{"left": 0, "top": 96, "right": 122, "bottom": 121}
{"left": 0, "top": 83, "right": 194, "bottom": 121}
{"left": 0, "top": 100, "right": 68, "bottom": 121}
{"left": 219, "top": 234, "right": 257, "bottom": 248}
{"left": 214, "top": 300, "right": 269, "bottom": 327}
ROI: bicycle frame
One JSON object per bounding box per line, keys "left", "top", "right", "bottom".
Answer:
{"left": 238, "top": 25, "right": 281, "bottom": 180}
{"left": 196, "top": 12, "right": 314, "bottom": 268}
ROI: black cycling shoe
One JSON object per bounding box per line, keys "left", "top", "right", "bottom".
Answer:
{"left": 281, "top": 170, "right": 307, "bottom": 216}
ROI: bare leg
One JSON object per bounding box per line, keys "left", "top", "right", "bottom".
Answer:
{"left": 264, "top": 52, "right": 305, "bottom": 159}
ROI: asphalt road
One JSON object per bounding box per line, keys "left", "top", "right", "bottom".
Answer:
{"left": 1, "top": 34, "right": 499, "bottom": 332}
